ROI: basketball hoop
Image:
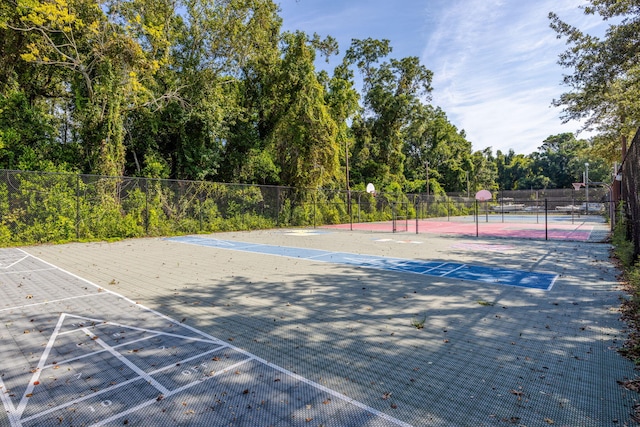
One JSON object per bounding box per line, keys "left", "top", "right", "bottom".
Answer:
{"left": 366, "top": 183, "right": 376, "bottom": 196}
{"left": 572, "top": 182, "right": 583, "bottom": 190}
{"left": 475, "top": 189, "right": 492, "bottom": 201}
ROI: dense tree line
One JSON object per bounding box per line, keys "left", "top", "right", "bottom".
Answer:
{"left": 0, "top": 0, "right": 627, "bottom": 196}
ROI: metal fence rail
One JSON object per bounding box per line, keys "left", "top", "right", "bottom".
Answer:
{"left": 0, "top": 169, "right": 612, "bottom": 246}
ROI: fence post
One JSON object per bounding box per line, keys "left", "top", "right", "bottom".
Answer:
{"left": 349, "top": 190, "right": 353, "bottom": 231}
{"left": 144, "top": 179, "right": 149, "bottom": 235}
{"left": 415, "top": 196, "right": 419, "bottom": 235}
{"left": 545, "top": 198, "right": 548, "bottom": 241}
{"left": 75, "top": 174, "right": 80, "bottom": 240}
{"left": 475, "top": 200, "right": 479, "bottom": 237}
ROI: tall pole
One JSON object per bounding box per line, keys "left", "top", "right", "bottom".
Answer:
{"left": 425, "top": 160, "right": 429, "bottom": 197}
{"left": 466, "top": 171, "right": 470, "bottom": 199}
{"left": 346, "top": 141, "right": 351, "bottom": 227}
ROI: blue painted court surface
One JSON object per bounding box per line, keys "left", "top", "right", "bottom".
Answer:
{"left": 167, "top": 236, "right": 557, "bottom": 291}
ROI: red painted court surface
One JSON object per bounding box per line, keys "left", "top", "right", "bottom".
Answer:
{"left": 322, "top": 215, "right": 608, "bottom": 241}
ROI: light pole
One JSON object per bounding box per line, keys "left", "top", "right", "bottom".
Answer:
{"left": 584, "top": 162, "right": 589, "bottom": 215}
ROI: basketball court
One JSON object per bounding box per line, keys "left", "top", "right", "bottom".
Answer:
{"left": 0, "top": 227, "right": 636, "bottom": 426}
{"left": 323, "top": 214, "right": 610, "bottom": 242}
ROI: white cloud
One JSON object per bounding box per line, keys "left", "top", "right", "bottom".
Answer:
{"left": 278, "top": 0, "right": 610, "bottom": 154}
{"left": 424, "top": 0, "right": 609, "bottom": 154}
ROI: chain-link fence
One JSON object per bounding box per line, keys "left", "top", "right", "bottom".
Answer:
{"left": 0, "top": 169, "right": 613, "bottom": 246}
{"left": 620, "top": 127, "right": 640, "bottom": 259}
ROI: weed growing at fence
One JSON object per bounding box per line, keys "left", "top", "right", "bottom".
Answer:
{"left": 613, "top": 215, "right": 640, "bottom": 367}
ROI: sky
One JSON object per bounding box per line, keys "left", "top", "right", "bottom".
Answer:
{"left": 277, "top": 0, "right": 611, "bottom": 155}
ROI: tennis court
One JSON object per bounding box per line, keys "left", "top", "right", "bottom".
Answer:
{"left": 0, "top": 227, "right": 636, "bottom": 426}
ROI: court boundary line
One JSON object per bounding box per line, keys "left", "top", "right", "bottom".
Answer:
{"left": 14, "top": 248, "right": 413, "bottom": 427}
{"left": 168, "top": 236, "right": 557, "bottom": 291}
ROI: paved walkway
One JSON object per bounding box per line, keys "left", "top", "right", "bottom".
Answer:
{"left": 1, "top": 229, "right": 636, "bottom": 426}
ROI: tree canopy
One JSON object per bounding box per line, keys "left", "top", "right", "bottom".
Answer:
{"left": 0, "top": 0, "right": 623, "bottom": 194}
{"left": 549, "top": 0, "right": 640, "bottom": 162}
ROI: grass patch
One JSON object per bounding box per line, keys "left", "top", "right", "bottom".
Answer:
{"left": 613, "top": 217, "right": 640, "bottom": 364}
{"left": 477, "top": 300, "right": 495, "bottom": 306}
{"left": 410, "top": 314, "right": 426, "bottom": 329}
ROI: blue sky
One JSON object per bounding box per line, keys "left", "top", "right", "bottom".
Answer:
{"left": 277, "top": 0, "right": 609, "bottom": 155}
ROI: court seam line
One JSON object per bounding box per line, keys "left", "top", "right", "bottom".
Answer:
{"left": 19, "top": 248, "right": 413, "bottom": 427}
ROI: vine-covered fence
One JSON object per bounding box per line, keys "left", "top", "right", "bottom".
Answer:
{"left": 0, "top": 169, "right": 611, "bottom": 246}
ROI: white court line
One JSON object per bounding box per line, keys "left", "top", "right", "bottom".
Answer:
{"left": 0, "top": 255, "right": 29, "bottom": 269}
{"left": 14, "top": 313, "right": 67, "bottom": 422}
{"left": 63, "top": 313, "right": 224, "bottom": 345}
{"left": 0, "top": 375, "right": 19, "bottom": 427}
{"left": 17, "top": 248, "right": 413, "bottom": 427}
{"left": 43, "top": 333, "right": 162, "bottom": 369}
{"left": 82, "top": 328, "right": 171, "bottom": 396}
{"left": 24, "top": 345, "right": 229, "bottom": 424}
{"left": 421, "top": 262, "right": 449, "bottom": 273}
{"left": 90, "top": 359, "right": 253, "bottom": 427}
{"left": 306, "top": 251, "right": 339, "bottom": 259}
{"left": 146, "top": 346, "right": 229, "bottom": 375}
{"left": 0, "top": 293, "right": 105, "bottom": 313}
{"left": 0, "top": 267, "right": 56, "bottom": 275}
{"left": 20, "top": 376, "right": 145, "bottom": 423}
{"left": 439, "top": 264, "right": 467, "bottom": 277}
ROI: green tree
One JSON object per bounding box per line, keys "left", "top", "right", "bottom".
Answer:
{"left": 471, "top": 148, "right": 498, "bottom": 192}
{"left": 549, "top": 1, "right": 640, "bottom": 160}
{"left": 269, "top": 31, "right": 339, "bottom": 189}
{"left": 403, "top": 105, "right": 472, "bottom": 194}
{"left": 346, "top": 38, "right": 434, "bottom": 187}
{"left": 530, "top": 133, "right": 588, "bottom": 188}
